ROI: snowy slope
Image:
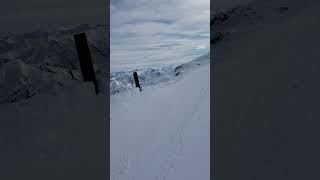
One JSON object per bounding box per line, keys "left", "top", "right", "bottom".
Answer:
{"left": 111, "top": 54, "right": 210, "bottom": 180}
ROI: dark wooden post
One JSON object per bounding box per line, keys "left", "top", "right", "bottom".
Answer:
{"left": 74, "top": 32, "right": 100, "bottom": 94}
{"left": 133, "top": 71, "right": 142, "bottom": 91}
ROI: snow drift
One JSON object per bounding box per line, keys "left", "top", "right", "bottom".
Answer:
{"left": 111, "top": 53, "right": 210, "bottom": 180}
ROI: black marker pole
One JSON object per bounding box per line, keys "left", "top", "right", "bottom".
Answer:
{"left": 74, "top": 32, "right": 100, "bottom": 94}
{"left": 133, "top": 71, "right": 142, "bottom": 92}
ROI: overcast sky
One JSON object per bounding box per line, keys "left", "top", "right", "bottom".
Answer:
{"left": 0, "top": 0, "right": 107, "bottom": 33}
{"left": 110, "top": 0, "right": 210, "bottom": 71}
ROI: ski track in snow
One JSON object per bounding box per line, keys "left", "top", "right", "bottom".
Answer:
{"left": 111, "top": 60, "right": 210, "bottom": 180}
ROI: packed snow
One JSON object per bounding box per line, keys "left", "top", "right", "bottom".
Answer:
{"left": 111, "top": 53, "right": 210, "bottom": 180}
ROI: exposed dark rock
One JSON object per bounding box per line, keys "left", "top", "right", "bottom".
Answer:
{"left": 211, "top": 8, "right": 238, "bottom": 27}
{"left": 175, "top": 65, "right": 182, "bottom": 72}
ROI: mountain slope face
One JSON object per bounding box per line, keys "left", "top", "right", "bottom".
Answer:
{"left": 111, "top": 53, "right": 210, "bottom": 180}
{"left": 0, "top": 24, "right": 108, "bottom": 103}
{"left": 110, "top": 53, "right": 210, "bottom": 95}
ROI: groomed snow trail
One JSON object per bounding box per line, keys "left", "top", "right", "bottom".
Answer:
{"left": 111, "top": 63, "right": 210, "bottom": 180}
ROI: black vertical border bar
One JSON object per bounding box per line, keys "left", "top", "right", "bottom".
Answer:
{"left": 106, "top": 0, "right": 110, "bottom": 179}
{"left": 210, "top": 0, "right": 214, "bottom": 179}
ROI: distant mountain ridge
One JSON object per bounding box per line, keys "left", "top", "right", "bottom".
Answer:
{"left": 0, "top": 24, "right": 108, "bottom": 103}
{"left": 0, "top": 24, "right": 107, "bottom": 68}
{"left": 110, "top": 53, "right": 210, "bottom": 95}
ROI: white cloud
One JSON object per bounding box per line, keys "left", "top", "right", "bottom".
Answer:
{"left": 111, "top": 0, "right": 210, "bottom": 71}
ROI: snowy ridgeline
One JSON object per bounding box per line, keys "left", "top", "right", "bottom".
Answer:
{"left": 110, "top": 53, "right": 210, "bottom": 95}
{"left": 0, "top": 24, "right": 108, "bottom": 104}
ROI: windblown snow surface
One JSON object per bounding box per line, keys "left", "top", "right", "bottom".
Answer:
{"left": 111, "top": 53, "right": 210, "bottom": 180}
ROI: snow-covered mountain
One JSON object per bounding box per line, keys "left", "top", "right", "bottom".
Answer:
{"left": 110, "top": 53, "right": 210, "bottom": 95}
{"left": 0, "top": 24, "right": 108, "bottom": 103}
{"left": 0, "top": 23, "right": 210, "bottom": 103}
{"left": 0, "top": 24, "right": 107, "bottom": 67}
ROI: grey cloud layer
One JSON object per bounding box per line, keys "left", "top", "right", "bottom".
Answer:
{"left": 111, "top": 0, "right": 210, "bottom": 71}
